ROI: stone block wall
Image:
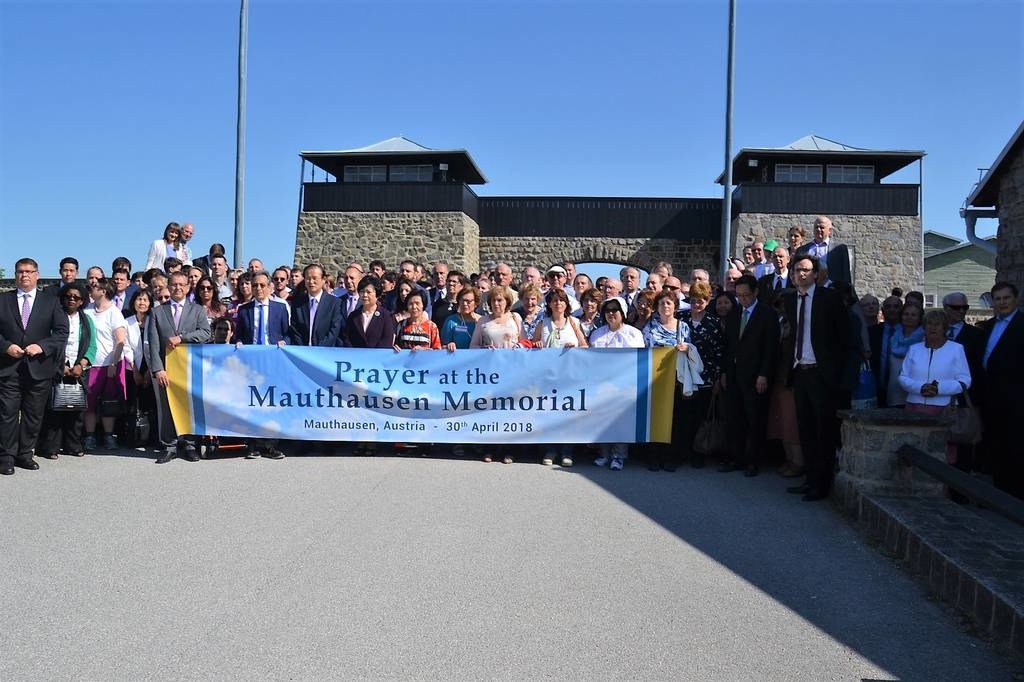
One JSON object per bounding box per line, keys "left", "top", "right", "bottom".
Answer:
{"left": 295, "top": 212, "right": 479, "bottom": 277}
{"left": 478, "top": 237, "right": 721, "bottom": 279}
{"left": 995, "top": 143, "right": 1024, "bottom": 291}
{"left": 732, "top": 212, "right": 923, "bottom": 298}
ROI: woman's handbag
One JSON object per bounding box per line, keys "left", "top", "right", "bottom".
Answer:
{"left": 693, "top": 392, "right": 727, "bottom": 456}
{"left": 120, "top": 398, "right": 152, "bottom": 448}
{"left": 51, "top": 377, "right": 87, "bottom": 412}
{"left": 947, "top": 383, "right": 982, "bottom": 445}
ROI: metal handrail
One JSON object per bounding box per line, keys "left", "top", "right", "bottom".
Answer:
{"left": 896, "top": 444, "right": 1024, "bottom": 526}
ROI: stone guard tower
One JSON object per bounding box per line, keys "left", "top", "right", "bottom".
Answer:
{"left": 721, "top": 135, "right": 925, "bottom": 296}
{"left": 296, "top": 137, "right": 486, "bottom": 277}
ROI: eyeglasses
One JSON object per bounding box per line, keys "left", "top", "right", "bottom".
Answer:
{"left": 16, "top": 269, "right": 37, "bottom": 275}
{"left": 197, "top": 285, "right": 214, "bottom": 291}
{"left": 945, "top": 305, "right": 969, "bottom": 311}
{"left": 63, "top": 295, "right": 82, "bottom": 301}
{"left": 663, "top": 285, "right": 680, "bottom": 290}
{"left": 272, "top": 277, "right": 287, "bottom": 282}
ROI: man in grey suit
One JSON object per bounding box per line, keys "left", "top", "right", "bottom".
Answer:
{"left": 145, "top": 271, "right": 211, "bottom": 464}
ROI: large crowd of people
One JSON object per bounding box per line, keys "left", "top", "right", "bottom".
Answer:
{"left": 2, "top": 216, "right": 1021, "bottom": 502}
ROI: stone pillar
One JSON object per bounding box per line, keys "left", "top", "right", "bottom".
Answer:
{"left": 833, "top": 408, "right": 952, "bottom": 513}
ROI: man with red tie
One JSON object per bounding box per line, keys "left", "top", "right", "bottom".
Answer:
{"left": 0, "top": 258, "right": 70, "bottom": 476}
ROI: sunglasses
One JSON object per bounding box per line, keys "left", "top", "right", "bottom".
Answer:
{"left": 197, "top": 285, "right": 214, "bottom": 291}
{"left": 63, "top": 295, "right": 82, "bottom": 301}
{"left": 272, "top": 277, "right": 287, "bottom": 282}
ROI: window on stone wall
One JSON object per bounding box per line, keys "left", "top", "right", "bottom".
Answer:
{"left": 826, "top": 165, "right": 874, "bottom": 184}
{"left": 774, "top": 164, "right": 823, "bottom": 183}
{"left": 343, "top": 165, "right": 387, "bottom": 183}
{"left": 389, "top": 165, "right": 434, "bottom": 182}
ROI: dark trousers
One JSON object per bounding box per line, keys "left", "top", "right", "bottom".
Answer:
{"left": 678, "top": 386, "right": 713, "bottom": 459}
{"left": 792, "top": 366, "right": 839, "bottom": 494}
{"left": 985, "top": 412, "right": 1023, "bottom": 500}
{"left": 725, "top": 380, "right": 769, "bottom": 466}
{"left": 39, "top": 408, "right": 85, "bottom": 455}
{"left": 0, "top": 370, "right": 51, "bottom": 466}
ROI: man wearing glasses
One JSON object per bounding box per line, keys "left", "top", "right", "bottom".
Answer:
{"left": 0, "top": 258, "right": 70, "bottom": 476}
{"left": 146, "top": 271, "right": 211, "bottom": 464}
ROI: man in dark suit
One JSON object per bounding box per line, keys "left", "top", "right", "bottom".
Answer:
{"left": 41, "top": 257, "right": 80, "bottom": 299}
{"left": 0, "top": 258, "right": 70, "bottom": 475}
{"left": 145, "top": 271, "right": 211, "bottom": 464}
{"left": 235, "top": 270, "right": 289, "bottom": 459}
{"left": 288, "top": 263, "right": 344, "bottom": 348}
{"left": 795, "top": 215, "right": 852, "bottom": 285}
{"left": 783, "top": 254, "right": 853, "bottom": 501}
{"left": 867, "top": 295, "right": 904, "bottom": 407}
{"left": 980, "top": 282, "right": 1024, "bottom": 499}
{"left": 191, "top": 243, "right": 226, "bottom": 278}
{"left": 720, "top": 274, "right": 779, "bottom": 476}
{"left": 757, "top": 246, "right": 793, "bottom": 304}
{"left": 334, "top": 265, "right": 363, "bottom": 322}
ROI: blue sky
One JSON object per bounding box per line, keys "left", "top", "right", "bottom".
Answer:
{"left": 2, "top": 0, "right": 1021, "bottom": 277}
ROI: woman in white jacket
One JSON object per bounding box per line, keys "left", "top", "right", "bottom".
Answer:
{"left": 898, "top": 310, "right": 971, "bottom": 408}
{"left": 898, "top": 309, "right": 971, "bottom": 461}
{"left": 144, "top": 222, "right": 182, "bottom": 271}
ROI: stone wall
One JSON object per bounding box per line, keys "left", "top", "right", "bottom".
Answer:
{"left": 478, "top": 237, "right": 721, "bottom": 279}
{"left": 295, "top": 212, "right": 479, "bottom": 276}
{"left": 732, "top": 213, "right": 923, "bottom": 298}
{"left": 995, "top": 143, "right": 1024, "bottom": 291}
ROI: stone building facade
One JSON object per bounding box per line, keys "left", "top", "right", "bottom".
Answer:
{"left": 295, "top": 136, "right": 925, "bottom": 289}
{"left": 296, "top": 211, "right": 480, "bottom": 278}
{"left": 732, "top": 212, "right": 923, "bottom": 298}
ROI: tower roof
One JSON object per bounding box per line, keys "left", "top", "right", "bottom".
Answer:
{"left": 301, "top": 136, "right": 487, "bottom": 184}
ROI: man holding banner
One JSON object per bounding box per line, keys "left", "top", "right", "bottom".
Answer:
{"left": 146, "top": 271, "right": 211, "bottom": 464}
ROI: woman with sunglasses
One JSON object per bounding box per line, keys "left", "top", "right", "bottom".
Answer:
{"left": 144, "top": 222, "right": 182, "bottom": 271}
{"left": 193, "top": 275, "right": 227, "bottom": 325}
{"left": 589, "top": 297, "right": 644, "bottom": 471}
{"left": 39, "top": 283, "right": 97, "bottom": 459}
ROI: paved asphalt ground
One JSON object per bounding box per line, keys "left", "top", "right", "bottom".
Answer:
{"left": 1, "top": 445, "right": 1018, "bottom": 681}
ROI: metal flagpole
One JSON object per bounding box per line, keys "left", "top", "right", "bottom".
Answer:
{"left": 720, "top": 0, "right": 736, "bottom": 286}
{"left": 234, "top": 0, "right": 248, "bottom": 268}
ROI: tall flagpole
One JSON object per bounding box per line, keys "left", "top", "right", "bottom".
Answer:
{"left": 720, "top": 0, "right": 736, "bottom": 286}
{"left": 234, "top": 0, "right": 248, "bottom": 268}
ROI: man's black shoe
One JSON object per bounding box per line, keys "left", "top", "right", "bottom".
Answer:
{"left": 15, "top": 460, "right": 39, "bottom": 471}
{"left": 1, "top": 467, "right": 14, "bottom": 476}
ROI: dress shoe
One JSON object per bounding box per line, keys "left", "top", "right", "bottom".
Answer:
{"left": 15, "top": 460, "right": 39, "bottom": 471}
{"left": 663, "top": 463, "right": 678, "bottom": 473}
{"left": 782, "top": 466, "right": 805, "bottom": 479}
{"left": 42, "top": 453, "right": 59, "bottom": 460}
{"left": 802, "top": 491, "right": 829, "bottom": 502}
{"left": 181, "top": 451, "right": 200, "bottom": 462}
{"left": 155, "top": 450, "right": 175, "bottom": 464}
{"left": 718, "top": 461, "right": 741, "bottom": 473}
{"left": 787, "top": 483, "right": 812, "bottom": 494}
{"left": 1, "top": 467, "right": 14, "bottom": 476}
{"left": 690, "top": 457, "right": 705, "bottom": 469}
{"left": 744, "top": 464, "right": 759, "bottom": 477}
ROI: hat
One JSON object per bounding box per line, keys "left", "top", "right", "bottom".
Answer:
{"left": 601, "top": 296, "right": 627, "bottom": 315}
{"left": 764, "top": 239, "right": 779, "bottom": 252}
{"left": 546, "top": 265, "right": 567, "bottom": 276}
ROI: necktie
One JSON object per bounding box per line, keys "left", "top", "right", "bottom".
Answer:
{"left": 172, "top": 302, "right": 182, "bottom": 330}
{"left": 308, "top": 297, "right": 319, "bottom": 346}
{"left": 774, "top": 277, "right": 782, "bottom": 291}
{"left": 947, "top": 328, "right": 955, "bottom": 341}
{"left": 114, "top": 294, "right": 122, "bottom": 310}
{"left": 256, "top": 304, "right": 265, "bottom": 345}
{"left": 20, "top": 292, "right": 31, "bottom": 328}
{"left": 740, "top": 308, "right": 750, "bottom": 337}
{"left": 796, "top": 294, "right": 807, "bottom": 362}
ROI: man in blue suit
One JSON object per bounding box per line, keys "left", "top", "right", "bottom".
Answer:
{"left": 236, "top": 271, "right": 289, "bottom": 347}
{"left": 235, "top": 270, "right": 290, "bottom": 459}
{"left": 288, "top": 264, "right": 344, "bottom": 348}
